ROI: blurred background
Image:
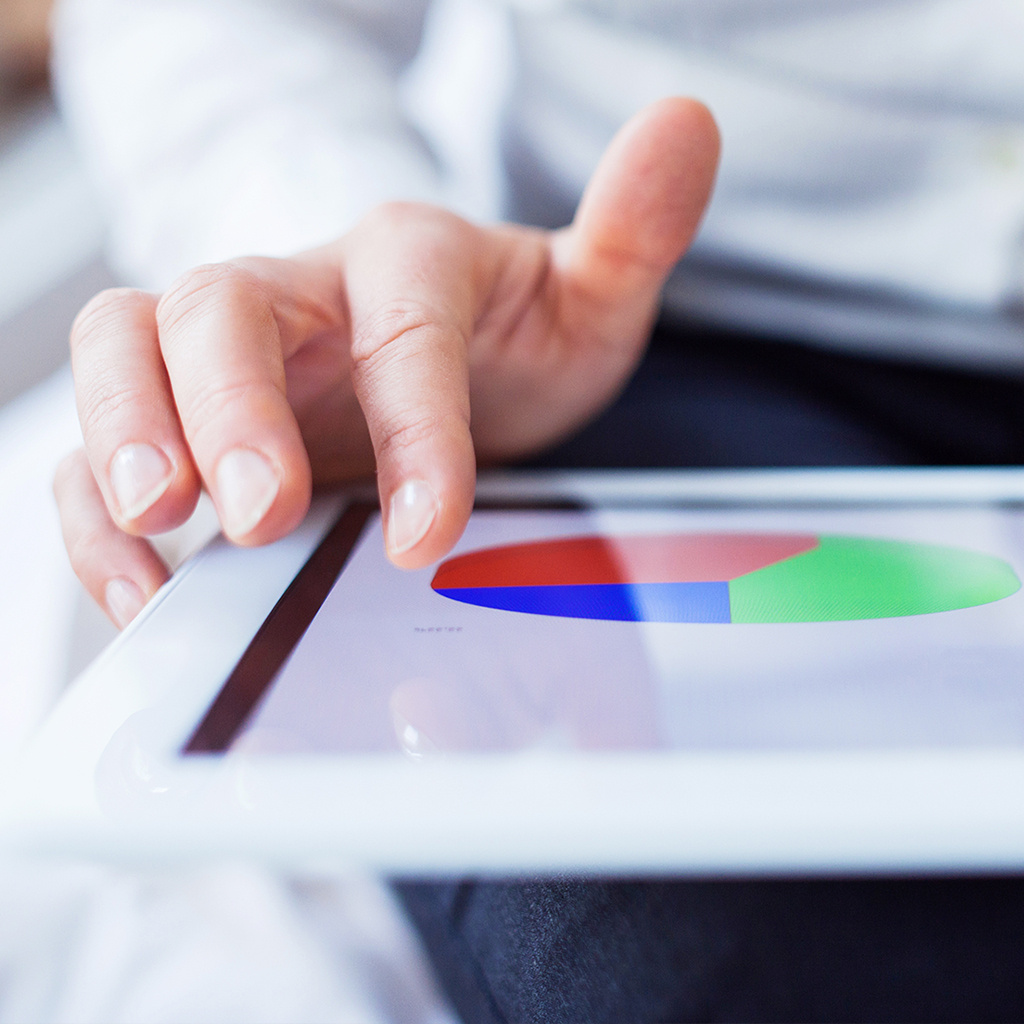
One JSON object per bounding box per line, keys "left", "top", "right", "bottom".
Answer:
{"left": 0, "top": 0, "right": 113, "bottom": 410}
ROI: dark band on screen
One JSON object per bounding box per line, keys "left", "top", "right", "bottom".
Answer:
{"left": 183, "top": 501, "right": 376, "bottom": 753}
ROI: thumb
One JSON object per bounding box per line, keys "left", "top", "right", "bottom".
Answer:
{"left": 555, "top": 97, "right": 720, "bottom": 323}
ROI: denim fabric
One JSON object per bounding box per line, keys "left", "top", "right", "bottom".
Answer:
{"left": 529, "top": 321, "right": 1024, "bottom": 471}
{"left": 396, "top": 322, "right": 1024, "bottom": 1023}
{"left": 398, "top": 876, "right": 1024, "bottom": 1023}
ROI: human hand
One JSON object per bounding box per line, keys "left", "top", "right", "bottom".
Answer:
{"left": 54, "top": 97, "right": 719, "bottom": 627}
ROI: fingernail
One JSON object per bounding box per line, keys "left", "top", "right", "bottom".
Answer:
{"left": 105, "top": 577, "right": 145, "bottom": 629}
{"left": 110, "top": 443, "right": 173, "bottom": 521}
{"left": 388, "top": 479, "right": 439, "bottom": 555}
{"left": 216, "top": 448, "right": 280, "bottom": 539}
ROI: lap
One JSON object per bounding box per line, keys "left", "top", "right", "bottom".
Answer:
{"left": 397, "top": 876, "right": 1024, "bottom": 1023}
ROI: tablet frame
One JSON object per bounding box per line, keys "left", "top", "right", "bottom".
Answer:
{"left": 6, "top": 467, "right": 1024, "bottom": 875}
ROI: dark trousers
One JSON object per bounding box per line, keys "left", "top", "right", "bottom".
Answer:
{"left": 397, "top": 322, "right": 1024, "bottom": 1023}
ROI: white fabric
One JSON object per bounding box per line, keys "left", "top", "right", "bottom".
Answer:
{"left": 505, "top": 1, "right": 1024, "bottom": 308}
{"left": 0, "top": 372, "right": 454, "bottom": 1023}
{"left": 52, "top": 0, "right": 444, "bottom": 287}
{"left": 51, "top": 0, "right": 1024, "bottom": 365}
{"left": 0, "top": 858, "right": 456, "bottom": 1023}
{"left": 0, "top": 368, "right": 82, "bottom": 761}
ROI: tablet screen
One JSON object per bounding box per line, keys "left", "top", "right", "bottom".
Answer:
{"left": 185, "top": 501, "right": 1024, "bottom": 756}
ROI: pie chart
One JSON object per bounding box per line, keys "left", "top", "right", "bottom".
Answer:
{"left": 430, "top": 533, "right": 1020, "bottom": 623}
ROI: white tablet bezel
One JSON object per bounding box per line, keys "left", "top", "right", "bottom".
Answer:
{"left": 6, "top": 467, "right": 1024, "bottom": 875}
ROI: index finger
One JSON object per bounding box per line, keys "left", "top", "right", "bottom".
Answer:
{"left": 342, "top": 204, "right": 482, "bottom": 569}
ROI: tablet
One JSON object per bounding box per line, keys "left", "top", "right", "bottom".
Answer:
{"left": 6, "top": 468, "right": 1024, "bottom": 875}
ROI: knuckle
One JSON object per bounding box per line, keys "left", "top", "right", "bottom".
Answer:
{"left": 155, "top": 262, "right": 270, "bottom": 336}
{"left": 351, "top": 301, "right": 440, "bottom": 367}
{"left": 180, "top": 377, "right": 271, "bottom": 445}
{"left": 361, "top": 200, "right": 427, "bottom": 234}
{"left": 67, "top": 519, "right": 108, "bottom": 574}
{"left": 186, "top": 375, "right": 249, "bottom": 423}
{"left": 375, "top": 408, "right": 448, "bottom": 464}
{"left": 71, "top": 288, "right": 152, "bottom": 356}
{"left": 349, "top": 302, "right": 472, "bottom": 467}
{"left": 52, "top": 449, "right": 84, "bottom": 500}
{"left": 355, "top": 201, "right": 467, "bottom": 254}
{"left": 77, "top": 375, "right": 144, "bottom": 439}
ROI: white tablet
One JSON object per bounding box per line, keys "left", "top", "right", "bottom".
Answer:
{"left": 6, "top": 467, "right": 1024, "bottom": 875}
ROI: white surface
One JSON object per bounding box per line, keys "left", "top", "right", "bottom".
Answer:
{"left": 0, "top": 374, "right": 454, "bottom": 1024}
{"left": 10, "top": 469, "right": 1024, "bottom": 875}
{"left": 0, "top": 858, "right": 454, "bottom": 1024}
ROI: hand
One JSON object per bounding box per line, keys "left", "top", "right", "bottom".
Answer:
{"left": 54, "top": 97, "right": 719, "bottom": 627}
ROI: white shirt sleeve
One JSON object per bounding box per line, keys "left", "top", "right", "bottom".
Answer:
{"left": 51, "top": 0, "right": 444, "bottom": 289}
